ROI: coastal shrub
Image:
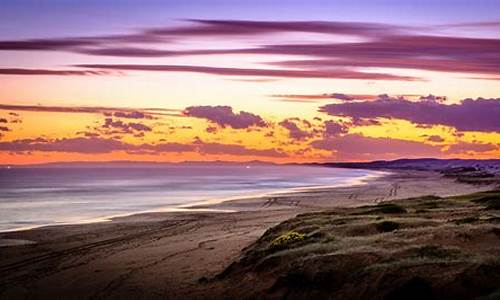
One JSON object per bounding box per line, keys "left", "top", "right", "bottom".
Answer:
{"left": 321, "top": 235, "right": 336, "bottom": 243}
{"left": 453, "top": 216, "right": 479, "bottom": 225}
{"left": 411, "top": 195, "right": 442, "bottom": 202}
{"left": 419, "top": 201, "right": 440, "bottom": 209}
{"left": 486, "top": 201, "right": 500, "bottom": 210}
{"left": 414, "top": 245, "right": 455, "bottom": 259}
{"left": 269, "top": 231, "right": 305, "bottom": 251}
{"left": 472, "top": 195, "right": 500, "bottom": 210}
{"left": 376, "top": 221, "right": 400, "bottom": 232}
{"left": 371, "top": 203, "right": 407, "bottom": 214}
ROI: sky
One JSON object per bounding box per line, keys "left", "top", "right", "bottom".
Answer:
{"left": 0, "top": 0, "right": 499, "bottom": 164}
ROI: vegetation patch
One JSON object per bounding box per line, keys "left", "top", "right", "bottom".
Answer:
{"left": 376, "top": 221, "right": 400, "bottom": 232}
{"left": 369, "top": 203, "right": 407, "bottom": 214}
{"left": 419, "top": 201, "right": 441, "bottom": 209}
{"left": 413, "top": 245, "right": 457, "bottom": 259}
{"left": 321, "top": 235, "right": 336, "bottom": 243}
{"left": 216, "top": 189, "right": 500, "bottom": 299}
{"left": 453, "top": 216, "right": 479, "bottom": 225}
{"left": 472, "top": 195, "right": 500, "bottom": 210}
{"left": 410, "top": 195, "right": 442, "bottom": 202}
{"left": 269, "top": 231, "right": 306, "bottom": 251}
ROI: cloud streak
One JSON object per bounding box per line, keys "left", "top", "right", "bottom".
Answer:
{"left": 0, "top": 68, "right": 112, "bottom": 76}
{"left": 150, "top": 19, "right": 405, "bottom": 37}
{"left": 76, "top": 64, "right": 418, "bottom": 81}
{"left": 0, "top": 103, "right": 182, "bottom": 118}
{"left": 2, "top": 20, "right": 497, "bottom": 79}
{"left": 0, "top": 20, "right": 402, "bottom": 52}
{"left": 272, "top": 93, "right": 379, "bottom": 102}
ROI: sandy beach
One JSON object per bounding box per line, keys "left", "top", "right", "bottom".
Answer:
{"left": 0, "top": 170, "right": 494, "bottom": 299}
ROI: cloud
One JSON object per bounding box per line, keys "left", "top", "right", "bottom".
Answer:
{"left": 0, "top": 68, "right": 112, "bottom": 76}
{"left": 152, "top": 19, "right": 403, "bottom": 37}
{"left": 111, "top": 111, "right": 153, "bottom": 119}
{"left": 445, "top": 142, "right": 498, "bottom": 154}
{"left": 0, "top": 103, "right": 182, "bottom": 118}
{"left": 419, "top": 94, "right": 447, "bottom": 103}
{"left": 0, "top": 38, "right": 99, "bottom": 51}
{"left": 76, "top": 64, "right": 418, "bottom": 81}
{"left": 0, "top": 126, "right": 9, "bottom": 132}
{"left": 0, "top": 34, "right": 167, "bottom": 53}
{"left": 271, "top": 93, "right": 379, "bottom": 102}
{"left": 279, "top": 119, "right": 314, "bottom": 140}
{"left": 206, "top": 126, "right": 218, "bottom": 133}
{"left": 184, "top": 105, "right": 266, "bottom": 129}
{"left": 265, "top": 34, "right": 500, "bottom": 77}
{"left": 0, "top": 136, "right": 286, "bottom": 158}
{"left": 102, "top": 118, "right": 152, "bottom": 133}
{"left": 0, "top": 118, "right": 7, "bottom": 123}
{"left": 319, "top": 96, "right": 500, "bottom": 132}
{"left": 75, "top": 47, "right": 224, "bottom": 57}
{"left": 195, "top": 140, "right": 286, "bottom": 157}
{"left": 323, "top": 120, "right": 348, "bottom": 137}
{"left": 311, "top": 133, "right": 442, "bottom": 160}
{"left": 42, "top": 33, "right": 500, "bottom": 79}
{"left": 442, "top": 21, "right": 500, "bottom": 28}
{"left": 0, "top": 20, "right": 402, "bottom": 54}
{"left": 426, "top": 135, "right": 445, "bottom": 143}
{"left": 0, "top": 137, "right": 135, "bottom": 154}
{"left": 2, "top": 19, "right": 499, "bottom": 79}
{"left": 0, "top": 137, "right": 194, "bottom": 154}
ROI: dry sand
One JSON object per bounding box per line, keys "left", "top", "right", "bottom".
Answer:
{"left": 0, "top": 170, "right": 493, "bottom": 299}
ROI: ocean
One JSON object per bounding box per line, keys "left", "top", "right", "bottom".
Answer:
{"left": 0, "top": 164, "right": 383, "bottom": 232}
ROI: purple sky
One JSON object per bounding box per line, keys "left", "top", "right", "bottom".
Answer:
{"left": 0, "top": 0, "right": 499, "bottom": 164}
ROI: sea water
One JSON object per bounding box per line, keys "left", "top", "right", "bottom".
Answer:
{"left": 0, "top": 164, "right": 383, "bottom": 232}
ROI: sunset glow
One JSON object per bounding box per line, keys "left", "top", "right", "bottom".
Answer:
{"left": 1, "top": 0, "right": 499, "bottom": 164}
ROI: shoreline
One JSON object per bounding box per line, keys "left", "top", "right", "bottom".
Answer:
{"left": 178, "top": 168, "right": 389, "bottom": 209}
{"left": 0, "top": 167, "right": 388, "bottom": 234}
{"left": 0, "top": 169, "right": 495, "bottom": 299}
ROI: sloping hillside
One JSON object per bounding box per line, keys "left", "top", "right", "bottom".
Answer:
{"left": 208, "top": 191, "right": 500, "bottom": 299}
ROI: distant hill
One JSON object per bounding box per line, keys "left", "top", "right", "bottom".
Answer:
{"left": 4, "top": 158, "right": 500, "bottom": 173}
{"left": 320, "top": 158, "right": 500, "bottom": 175}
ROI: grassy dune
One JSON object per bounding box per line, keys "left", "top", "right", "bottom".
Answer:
{"left": 213, "top": 191, "right": 500, "bottom": 299}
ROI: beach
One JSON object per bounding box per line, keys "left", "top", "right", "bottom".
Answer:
{"left": 0, "top": 170, "right": 494, "bottom": 299}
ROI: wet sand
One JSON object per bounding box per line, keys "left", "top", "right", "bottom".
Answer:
{"left": 0, "top": 170, "right": 493, "bottom": 299}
